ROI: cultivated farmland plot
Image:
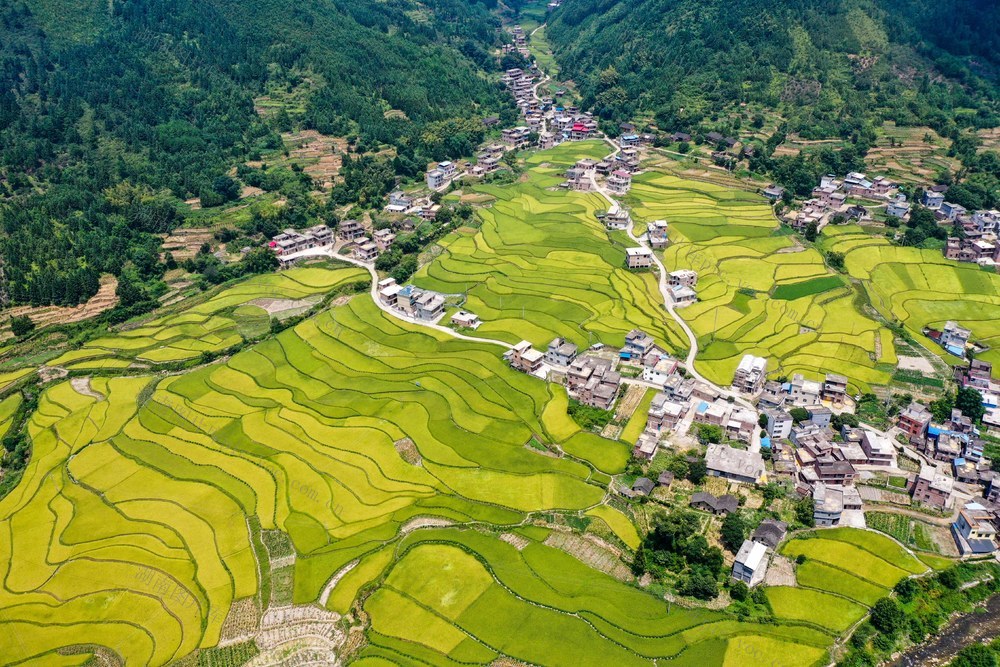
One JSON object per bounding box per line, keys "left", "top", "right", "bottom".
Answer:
{"left": 0, "top": 142, "right": 977, "bottom": 666}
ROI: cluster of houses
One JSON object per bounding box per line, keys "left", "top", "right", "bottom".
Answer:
{"left": 269, "top": 224, "right": 334, "bottom": 257}
{"left": 503, "top": 25, "right": 530, "bottom": 59}
{"left": 923, "top": 320, "right": 974, "bottom": 359}
{"left": 377, "top": 278, "right": 446, "bottom": 322}
{"left": 779, "top": 172, "right": 901, "bottom": 230}
{"left": 384, "top": 190, "right": 441, "bottom": 223}
{"left": 425, "top": 160, "right": 458, "bottom": 191}
{"left": 563, "top": 156, "right": 636, "bottom": 194}
{"left": 269, "top": 221, "right": 395, "bottom": 267}
{"left": 935, "top": 199, "right": 1000, "bottom": 266}
{"left": 893, "top": 361, "right": 1000, "bottom": 556}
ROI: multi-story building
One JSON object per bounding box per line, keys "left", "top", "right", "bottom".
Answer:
{"left": 732, "top": 355, "right": 767, "bottom": 395}
{"left": 911, "top": 464, "right": 954, "bottom": 509}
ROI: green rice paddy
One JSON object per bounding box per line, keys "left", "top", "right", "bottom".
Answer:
{"left": 626, "top": 172, "right": 893, "bottom": 392}
{"left": 823, "top": 225, "right": 1000, "bottom": 368}
{"left": 413, "top": 141, "right": 687, "bottom": 353}
{"left": 47, "top": 266, "right": 368, "bottom": 366}
{"left": 0, "top": 140, "right": 978, "bottom": 665}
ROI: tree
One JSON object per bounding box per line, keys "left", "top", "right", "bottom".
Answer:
{"left": 694, "top": 423, "right": 723, "bottom": 444}
{"left": 870, "top": 598, "right": 905, "bottom": 635}
{"left": 10, "top": 315, "right": 34, "bottom": 337}
{"left": 789, "top": 407, "right": 810, "bottom": 423}
{"left": 938, "top": 567, "right": 961, "bottom": 590}
{"left": 242, "top": 248, "right": 279, "bottom": 274}
{"left": 956, "top": 386, "right": 985, "bottom": 423}
{"left": 930, "top": 393, "right": 955, "bottom": 423}
{"left": 116, "top": 274, "right": 148, "bottom": 307}
{"left": 391, "top": 256, "right": 419, "bottom": 283}
{"left": 952, "top": 644, "right": 998, "bottom": 667}
{"left": 827, "top": 251, "right": 845, "bottom": 271}
{"left": 758, "top": 413, "right": 769, "bottom": 428}
{"left": 678, "top": 567, "right": 719, "bottom": 600}
{"left": 212, "top": 175, "right": 240, "bottom": 201}
{"left": 804, "top": 221, "right": 819, "bottom": 242}
{"left": 893, "top": 577, "right": 919, "bottom": 603}
{"left": 687, "top": 460, "right": 707, "bottom": 484}
{"left": 729, "top": 580, "right": 749, "bottom": 601}
{"left": 795, "top": 497, "right": 815, "bottom": 527}
{"left": 720, "top": 512, "right": 747, "bottom": 553}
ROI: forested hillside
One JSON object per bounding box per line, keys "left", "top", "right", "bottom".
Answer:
{"left": 544, "top": 0, "right": 1000, "bottom": 138}
{"left": 0, "top": 0, "right": 513, "bottom": 307}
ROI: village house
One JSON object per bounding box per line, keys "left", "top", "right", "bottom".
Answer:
{"left": 621, "top": 329, "right": 656, "bottom": 362}
{"left": 510, "top": 341, "right": 545, "bottom": 375}
{"left": 607, "top": 170, "right": 632, "bottom": 195}
{"left": 922, "top": 190, "right": 945, "bottom": 209}
{"left": 821, "top": 373, "right": 848, "bottom": 405}
{"left": 642, "top": 356, "right": 679, "bottom": 386}
{"left": 785, "top": 373, "right": 822, "bottom": 406}
{"left": 758, "top": 381, "right": 786, "bottom": 409}
{"left": 952, "top": 503, "right": 997, "bottom": 555}
{"left": 544, "top": 338, "right": 579, "bottom": 367}
{"left": 625, "top": 247, "right": 653, "bottom": 269}
{"left": 732, "top": 354, "right": 767, "bottom": 395}
{"left": 726, "top": 407, "right": 758, "bottom": 443}
{"left": 813, "top": 482, "right": 862, "bottom": 526}
{"left": 911, "top": 464, "right": 954, "bottom": 509}
{"left": 374, "top": 228, "right": 396, "bottom": 252}
{"left": 564, "top": 167, "right": 592, "bottom": 191}
{"left": 806, "top": 405, "right": 833, "bottom": 428}
{"left": 763, "top": 184, "right": 785, "bottom": 202}
{"left": 752, "top": 519, "right": 788, "bottom": 549}
{"left": 648, "top": 219, "right": 669, "bottom": 248}
{"left": 597, "top": 209, "right": 631, "bottom": 230}
{"left": 705, "top": 444, "right": 765, "bottom": 484}
{"left": 451, "top": 311, "right": 481, "bottom": 329}
{"left": 860, "top": 430, "right": 895, "bottom": 467}
{"left": 670, "top": 285, "right": 697, "bottom": 306}
{"left": 668, "top": 270, "right": 698, "bottom": 288}
{"left": 338, "top": 219, "right": 367, "bottom": 242}
{"left": 377, "top": 278, "right": 403, "bottom": 306}
{"left": 886, "top": 194, "right": 911, "bottom": 219}
{"left": 426, "top": 168, "right": 448, "bottom": 190}
{"left": 898, "top": 402, "right": 933, "bottom": 443}
{"left": 386, "top": 190, "right": 413, "bottom": 213}
{"left": 690, "top": 491, "right": 740, "bottom": 515}
{"left": 567, "top": 356, "right": 621, "bottom": 410}
{"left": 939, "top": 201, "right": 968, "bottom": 221}
{"left": 646, "top": 393, "right": 685, "bottom": 433}
{"left": 765, "top": 408, "right": 794, "bottom": 440}
{"left": 941, "top": 321, "right": 971, "bottom": 357}
{"left": 354, "top": 241, "right": 379, "bottom": 262}
{"left": 732, "top": 540, "right": 769, "bottom": 587}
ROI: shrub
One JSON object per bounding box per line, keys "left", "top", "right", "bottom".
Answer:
{"left": 870, "top": 598, "right": 905, "bottom": 635}
{"left": 730, "top": 580, "right": 749, "bottom": 601}
{"left": 10, "top": 315, "right": 34, "bottom": 337}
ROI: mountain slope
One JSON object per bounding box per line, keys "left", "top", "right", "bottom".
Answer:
{"left": 0, "top": 0, "right": 513, "bottom": 307}
{"left": 543, "top": 0, "right": 999, "bottom": 138}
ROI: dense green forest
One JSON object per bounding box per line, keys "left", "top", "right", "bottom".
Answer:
{"left": 0, "top": 0, "right": 515, "bottom": 307}
{"left": 544, "top": 0, "right": 999, "bottom": 138}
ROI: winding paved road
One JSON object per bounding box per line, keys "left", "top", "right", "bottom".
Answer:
{"left": 586, "top": 157, "right": 761, "bottom": 449}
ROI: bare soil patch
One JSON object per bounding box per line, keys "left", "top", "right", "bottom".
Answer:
{"left": 544, "top": 531, "right": 632, "bottom": 581}
{"left": 394, "top": 438, "right": 422, "bottom": 466}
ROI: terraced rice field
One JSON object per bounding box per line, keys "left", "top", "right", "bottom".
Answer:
{"left": 627, "top": 173, "right": 894, "bottom": 392}
{"left": 357, "top": 528, "right": 831, "bottom": 666}
{"left": 45, "top": 266, "right": 367, "bottom": 367}
{"left": 414, "top": 141, "right": 688, "bottom": 353}
{"left": 771, "top": 529, "right": 927, "bottom": 634}
{"left": 822, "top": 225, "right": 1000, "bottom": 368}
{"left": 0, "top": 288, "right": 631, "bottom": 664}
